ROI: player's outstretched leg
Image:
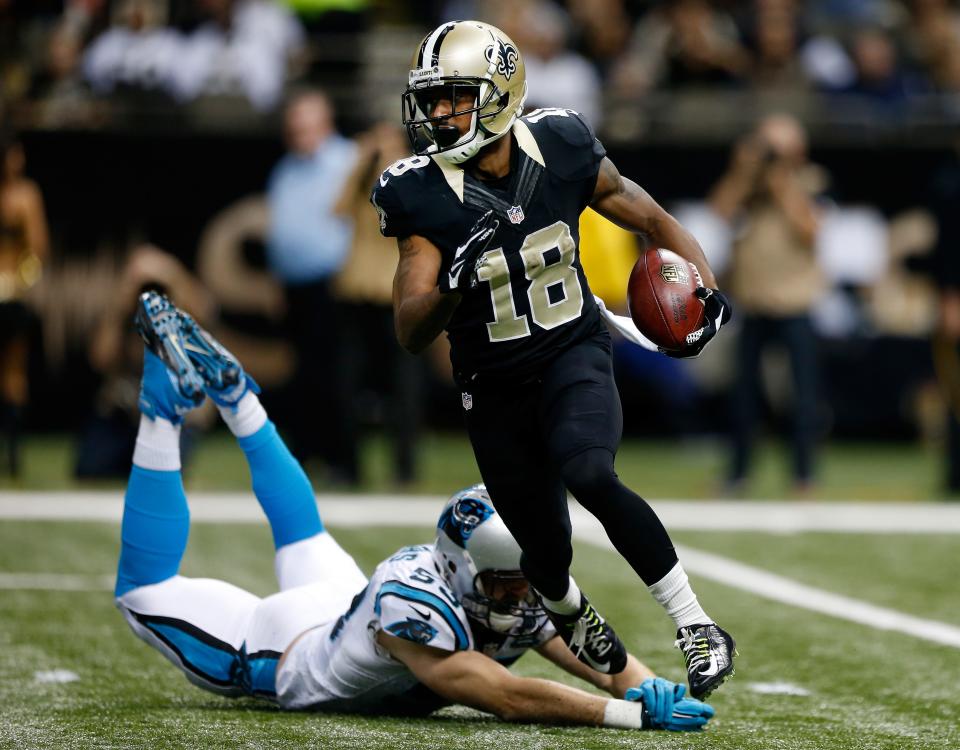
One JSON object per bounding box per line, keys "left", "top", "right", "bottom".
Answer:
{"left": 117, "top": 294, "right": 213, "bottom": 597}
{"left": 540, "top": 576, "right": 628, "bottom": 674}
{"left": 115, "top": 347, "right": 201, "bottom": 598}
{"left": 173, "top": 305, "right": 366, "bottom": 593}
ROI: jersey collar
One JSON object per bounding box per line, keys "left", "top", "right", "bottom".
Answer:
{"left": 431, "top": 121, "right": 545, "bottom": 205}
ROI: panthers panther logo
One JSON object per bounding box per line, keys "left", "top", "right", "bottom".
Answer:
{"left": 485, "top": 39, "right": 519, "bottom": 81}
{"left": 439, "top": 496, "right": 494, "bottom": 548}
{"left": 386, "top": 617, "right": 438, "bottom": 645}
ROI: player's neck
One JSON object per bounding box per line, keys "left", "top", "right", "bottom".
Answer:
{"left": 466, "top": 132, "right": 513, "bottom": 182}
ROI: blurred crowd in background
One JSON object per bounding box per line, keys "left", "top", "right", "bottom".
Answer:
{"left": 1, "top": 0, "right": 960, "bottom": 496}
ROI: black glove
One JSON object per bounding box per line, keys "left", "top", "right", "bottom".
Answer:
{"left": 663, "top": 287, "right": 733, "bottom": 359}
{"left": 439, "top": 210, "right": 499, "bottom": 294}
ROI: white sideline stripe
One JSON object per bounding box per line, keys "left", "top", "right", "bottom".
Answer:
{"left": 567, "top": 505, "right": 960, "bottom": 650}
{"left": 3, "top": 494, "right": 960, "bottom": 533}
{"left": 3, "top": 493, "right": 960, "bottom": 648}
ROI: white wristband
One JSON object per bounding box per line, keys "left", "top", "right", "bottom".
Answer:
{"left": 602, "top": 699, "right": 646, "bottom": 730}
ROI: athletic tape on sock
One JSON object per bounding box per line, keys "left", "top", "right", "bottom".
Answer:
{"left": 218, "top": 392, "right": 267, "bottom": 438}
{"left": 132, "top": 415, "right": 181, "bottom": 471}
{"left": 648, "top": 562, "right": 712, "bottom": 629}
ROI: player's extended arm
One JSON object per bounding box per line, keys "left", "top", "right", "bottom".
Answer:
{"left": 392, "top": 234, "right": 462, "bottom": 353}
{"left": 535, "top": 635, "right": 654, "bottom": 698}
{"left": 379, "top": 631, "right": 635, "bottom": 727}
{"left": 590, "top": 157, "right": 717, "bottom": 289}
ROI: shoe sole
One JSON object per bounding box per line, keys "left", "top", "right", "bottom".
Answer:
{"left": 691, "top": 642, "right": 739, "bottom": 701}
{"left": 177, "top": 312, "right": 240, "bottom": 391}
{"left": 135, "top": 294, "right": 205, "bottom": 403}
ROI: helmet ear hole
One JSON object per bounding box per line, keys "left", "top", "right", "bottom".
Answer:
{"left": 499, "top": 93, "right": 509, "bottom": 109}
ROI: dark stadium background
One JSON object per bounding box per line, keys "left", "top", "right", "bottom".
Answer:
{"left": 2, "top": 0, "right": 958, "bottom": 489}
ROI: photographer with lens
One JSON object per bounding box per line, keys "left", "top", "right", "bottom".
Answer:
{"left": 709, "top": 113, "right": 826, "bottom": 494}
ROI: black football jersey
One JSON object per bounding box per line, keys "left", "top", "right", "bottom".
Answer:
{"left": 372, "top": 108, "right": 608, "bottom": 382}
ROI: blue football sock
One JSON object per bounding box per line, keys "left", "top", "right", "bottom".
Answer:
{"left": 115, "top": 466, "right": 190, "bottom": 597}
{"left": 238, "top": 421, "right": 323, "bottom": 549}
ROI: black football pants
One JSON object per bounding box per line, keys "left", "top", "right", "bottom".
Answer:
{"left": 463, "top": 336, "right": 679, "bottom": 600}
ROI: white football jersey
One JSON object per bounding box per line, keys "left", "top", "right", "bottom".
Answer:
{"left": 276, "top": 543, "right": 556, "bottom": 714}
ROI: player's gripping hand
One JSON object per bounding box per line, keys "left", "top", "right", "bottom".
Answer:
{"left": 625, "top": 677, "right": 715, "bottom": 731}
{"left": 439, "top": 210, "right": 499, "bottom": 294}
{"left": 663, "top": 287, "right": 733, "bottom": 359}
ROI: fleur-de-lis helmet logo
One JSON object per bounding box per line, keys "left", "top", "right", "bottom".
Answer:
{"left": 485, "top": 38, "right": 519, "bottom": 80}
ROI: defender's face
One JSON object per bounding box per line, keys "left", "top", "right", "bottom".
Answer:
{"left": 479, "top": 571, "right": 531, "bottom": 606}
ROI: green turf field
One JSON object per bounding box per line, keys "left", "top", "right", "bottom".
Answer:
{"left": 1, "top": 516, "right": 957, "bottom": 749}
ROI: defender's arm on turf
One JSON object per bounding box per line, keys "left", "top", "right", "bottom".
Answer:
{"left": 379, "top": 631, "right": 614, "bottom": 725}
{"left": 535, "top": 635, "right": 654, "bottom": 698}
{"left": 393, "top": 234, "right": 461, "bottom": 353}
{"left": 590, "top": 157, "right": 718, "bottom": 289}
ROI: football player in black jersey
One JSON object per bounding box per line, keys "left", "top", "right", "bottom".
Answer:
{"left": 371, "top": 20, "right": 735, "bottom": 700}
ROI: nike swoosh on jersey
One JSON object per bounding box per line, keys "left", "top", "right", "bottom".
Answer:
{"left": 448, "top": 258, "right": 467, "bottom": 278}
{"left": 411, "top": 606, "right": 432, "bottom": 620}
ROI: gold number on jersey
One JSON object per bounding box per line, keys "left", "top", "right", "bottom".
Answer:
{"left": 521, "top": 221, "right": 583, "bottom": 330}
{"left": 476, "top": 247, "right": 531, "bottom": 342}
{"left": 476, "top": 221, "right": 583, "bottom": 342}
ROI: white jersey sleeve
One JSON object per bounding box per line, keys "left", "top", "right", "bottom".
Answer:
{"left": 276, "top": 544, "right": 473, "bottom": 713}
{"left": 375, "top": 560, "right": 471, "bottom": 653}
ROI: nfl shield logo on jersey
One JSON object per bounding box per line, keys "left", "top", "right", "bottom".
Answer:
{"left": 507, "top": 205, "right": 525, "bottom": 224}
{"left": 462, "top": 391, "right": 473, "bottom": 410}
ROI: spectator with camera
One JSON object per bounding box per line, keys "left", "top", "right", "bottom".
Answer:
{"left": 709, "top": 113, "right": 826, "bottom": 494}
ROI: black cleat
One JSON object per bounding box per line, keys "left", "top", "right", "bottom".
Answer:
{"left": 676, "top": 623, "right": 737, "bottom": 699}
{"left": 547, "top": 597, "right": 628, "bottom": 674}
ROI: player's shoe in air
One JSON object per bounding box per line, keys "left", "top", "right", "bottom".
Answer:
{"left": 547, "top": 597, "right": 628, "bottom": 674}
{"left": 172, "top": 308, "right": 259, "bottom": 408}
{"left": 676, "top": 623, "right": 737, "bottom": 700}
{"left": 135, "top": 292, "right": 206, "bottom": 422}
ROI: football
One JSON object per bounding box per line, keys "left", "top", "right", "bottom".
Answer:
{"left": 627, "top": 248, "right": 704, "bottom": 351}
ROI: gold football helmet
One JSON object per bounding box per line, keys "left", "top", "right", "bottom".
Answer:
{"left": 403, "top": 20, "right": 527, "bottom": 164}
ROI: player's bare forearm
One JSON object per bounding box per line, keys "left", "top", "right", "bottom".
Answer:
{"left": 537, "top": 637, "right": 654, "bottom": 698}
{"left": 591, "top": 157, "right": 718, "bottom": 288}
{"left": 381, "top": 633, "right": 608, "bottom": 725}
{"left": 393, "top": 235, "right": 461, "bottom": 353}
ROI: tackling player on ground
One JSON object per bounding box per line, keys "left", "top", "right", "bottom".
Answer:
{"left": 115, "top": 291, "right": 714, "bottom": 731}
{"left": 371, "top": 20, "right": 736, "bottom": 698}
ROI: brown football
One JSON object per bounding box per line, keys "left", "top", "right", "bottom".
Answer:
{"left": 627, "top": 248, "right": 704, "bottom": 351}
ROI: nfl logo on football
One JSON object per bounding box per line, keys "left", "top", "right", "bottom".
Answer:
{"left": 659, "top": 263, "right": 688, "bottom": 285}
{"left": 507, "top": 205, "right": 525, "bottom": 224}
{"left": 462, "top": 392, "right": 473, "bottom": 410}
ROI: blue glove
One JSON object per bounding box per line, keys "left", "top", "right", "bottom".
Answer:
{"left": 626, "top": 677, "right": 715, "bottom": 731}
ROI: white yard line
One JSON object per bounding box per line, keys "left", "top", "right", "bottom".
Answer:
{"left": 568, "top": 505, "right": 960, "bottom": 650}
{"left": 3, "top": 493, "right": 960, "bottom": 532}
{"left": 2, "top": 492, "right": 959, "bottom": 648}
